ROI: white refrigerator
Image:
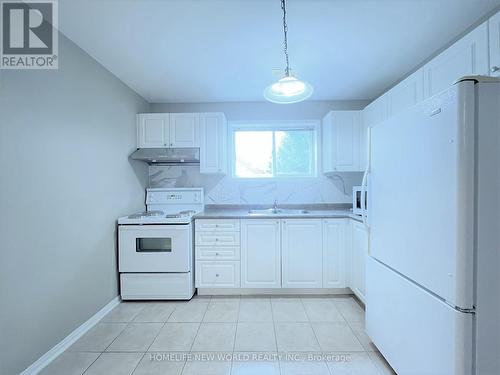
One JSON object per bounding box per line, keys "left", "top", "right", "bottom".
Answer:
{"left": 365, "top": 78, "right": 499, "bottom": 375}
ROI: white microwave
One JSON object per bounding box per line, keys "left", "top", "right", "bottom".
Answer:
{"left": 352, "top": 186, "right": 368, "bottom": 216}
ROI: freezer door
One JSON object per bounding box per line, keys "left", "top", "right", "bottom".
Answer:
{"left": 366, "top": 257, "right": 473, "bottom": 375}
{"left": 369, "top": 81, "right": 475, "bottom": 308}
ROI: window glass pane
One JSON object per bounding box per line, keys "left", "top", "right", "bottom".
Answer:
{"left": 275, "top": 130, "right": 314, "bottom": 176}
{"left": 234, "top": 131, "right": 273, "bottom": 177}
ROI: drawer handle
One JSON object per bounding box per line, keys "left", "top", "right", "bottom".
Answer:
{"left": 215, "top": 274, "right": 220, "bottom": 277}
{"left": 215, "top": 252, "right": 219, "bottom": 256}
{"left": 215, "top": 238, "right": 219, "bottom": 241}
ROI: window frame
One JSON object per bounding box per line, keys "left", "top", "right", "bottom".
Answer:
{"left": 229, "top": 120, "right": 320, "bottom": 179}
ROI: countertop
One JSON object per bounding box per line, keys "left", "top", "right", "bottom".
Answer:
{"left": 194, "top": 204, "right": 364, "bottom": 221}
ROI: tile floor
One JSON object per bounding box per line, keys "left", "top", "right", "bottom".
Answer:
{"left": 40, "top": 296, "right": 395, "bottom": 375}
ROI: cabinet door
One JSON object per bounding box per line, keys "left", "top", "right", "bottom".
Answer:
{"left": 169, "top": 113, "right": 200, "bottom": 147}
{"left": 241, "top": 220, "right": 281, "bottom": 288}
{"left": 199, "top": 113, "right": 227, "bottom": 174}
{"left": 137, "top": 114, "right": 169, "bottom": 148}
{"left": 323, "top": 111, "right": 363, "bottom": 173}
{"left": 489, "top": 11, "right": 500, "bottom": 77}
{"left": 351, "top": 220, "right": 368, "bottom": 302}
{"left": 424, "top": 22, "right": 489, "bottom": 98}
{"left": 282, "top": 219, "right": 323, "bottom": 288}
{"left": 387, "top": 68, "right": 424, "bottom": 117}
{"left": 322, "top": 219, "right": 347, "bottom": 288}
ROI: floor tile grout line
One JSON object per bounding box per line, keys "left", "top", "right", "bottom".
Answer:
{"left": 298, "top": 297, "right": 322, "bottom": 353}
{"left": 269, "top": 296, "right": 281, "bottom": 374}
{"left": 142, "top": 304, "right": 176, "bottom": 355}
{"left": 81, "top": 352, "right": 104, "bottom": 375}
{"left": 229, "top": 298, "right": 241, "bottom": 374}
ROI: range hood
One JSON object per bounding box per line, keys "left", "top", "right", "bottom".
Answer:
{"left": 130, "top": 148, "right": 200, "bottom": 165}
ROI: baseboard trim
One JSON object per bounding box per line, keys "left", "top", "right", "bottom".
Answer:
{"left": 197, "top": 287, "right": 353, "bottom": 295}
{"left": 20, "top": 296, "right": 121, "bottom": 375}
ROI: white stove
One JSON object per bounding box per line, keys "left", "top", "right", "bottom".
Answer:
{"left": 118, "top": 188, "right": 203, "bottom": 225}
{"left": 117, "top": 188, "right": 204, "bottom": 300}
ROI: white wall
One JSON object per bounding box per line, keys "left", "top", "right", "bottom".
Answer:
{"left": 0, "top": 35, "right": 149, "bottom": 374}
{"left": 149, "top": 101, "right": 368, "bottom": 204}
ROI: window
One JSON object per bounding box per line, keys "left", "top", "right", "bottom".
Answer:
{"left": 231, "top": 122, "right": 318, "bottom": 178}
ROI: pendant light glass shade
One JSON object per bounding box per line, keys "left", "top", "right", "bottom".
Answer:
{"left": 264, "top": 0, "right": 313, "bottom": 104}
{"left": 263, "top": 74, "right": 313, "bottom": 104}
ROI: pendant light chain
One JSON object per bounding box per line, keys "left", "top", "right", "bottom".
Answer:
{"left": 281, "top": 0, "right": 290, "bottom": 76}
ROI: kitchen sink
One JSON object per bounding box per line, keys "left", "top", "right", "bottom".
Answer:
{"left": 247, "top": 208, "right": 310, "bottom": 215}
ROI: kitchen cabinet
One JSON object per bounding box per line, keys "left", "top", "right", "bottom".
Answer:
{"left": 387, "top": 68, "right": 424, "bottom": 118}
{"left": 136, "top": 113, "right": 199, "bottom": 148}
{"left": 169, "top": 113, "right": 200, "bottom": 147}
{"left": 196, "top": 261, "right": 240, "bottom": 288}
{"left": 489, "top": 11, "right": 500, "bottom": 77}
{"left": 194, "top": 219, "right": 240, "bottom": 288}
{"left": 199, "top": 112, "right": 228, "bottom": 174}
{"left": 322, "top": 219, "right": 347, "bottom": 288}
{"left": 423, "top": 22, "right": 489, "bottom": 98}
{"left": 241, "top": 219, "right": 281, "bottom": 288}
{"left": 322, "top": 110, "right": 364, "bottom": 173}
{"left": 350, "top": 219, "right": 368, "bottom": 303}
{"left": 282, "top": 219, "right": 323, "bottom": 288}
{"left": 137, "top": 113, "right": 170, "bottom": 148}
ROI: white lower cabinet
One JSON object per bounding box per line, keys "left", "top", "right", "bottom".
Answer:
{"left": 196, "top": 261, "right": 240, "bottom": 288}
{"left": 194, "top": 219, "right": 240, "bottom": 288}
{"left": 350, "top": 219, "right": 368, "bottom": 303}
{"left": 322, "top": 219, "right": 347, "bottom": 288}
{"left": 195, "top": 217, "right": 363, "bottom": 295}
{"left": 282, "top": 219, "right": 323, "bottom": 288}
{"left": 241, "top": 219, "right": 281, "bottom": 288}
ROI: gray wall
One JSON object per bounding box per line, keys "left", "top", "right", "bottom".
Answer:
{"left": 0, "top": 35, "right": 149, "bottom": 374}
{"left": 150, "top": 100, "right": 369, "bottom": 121}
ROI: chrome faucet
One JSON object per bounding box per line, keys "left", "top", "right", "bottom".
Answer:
{"left": 272, "top": 199, "right": 279, "bottom": 213}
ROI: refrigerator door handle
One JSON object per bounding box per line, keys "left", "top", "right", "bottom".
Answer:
{"left": 361, "top": 127, "right": 371, "bottom": 228}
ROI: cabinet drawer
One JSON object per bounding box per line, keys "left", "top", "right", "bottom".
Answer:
{"left": 195, "top": 219, "right": 240, "bottom": 232}
{"left": 195, "top": 261, "right": 240, "bottom": 288}
{"left": 195, "top": 231, "right": 240, "bottom": 246}
{"left": 196, "top": 246, "right": 240, "bottom": 261}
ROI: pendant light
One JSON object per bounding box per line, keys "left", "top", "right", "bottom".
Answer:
{"left": 264, "top": 0, "right": 313, "bottom": 104}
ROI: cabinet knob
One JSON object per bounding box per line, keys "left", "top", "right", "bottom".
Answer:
{"left": 491, "top": 66, "right": 500, "bottom": 73}
{"left": 215, "top": 238, "right": 219, "bottom": 241}
{"left": 215, "top": 274, "right": 220, "bottom": 277}
{"left": 215, "top": 252, "right": 219, "bottom": 256}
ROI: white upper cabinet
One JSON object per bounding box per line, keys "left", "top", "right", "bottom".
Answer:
{"left": 423, "top": 22, "right": 489, "bottom": 98}
{"left": 137, "top": 113, "right": 199, "bottom": 148}
{"left": 387, "top": 68, "right": 424, "bottom": 118}
{"left": 199, "top": 113, "right": 227, "bottom": 174}
{"left": 169, "top": 113, "right": 200, "bottom": 147}
{"left": 137, "top": 114, "right": 170, "bottom": 148}
{"left": 282, "top": 219, "right": 323, "bottom": 288}
{"left": 322, "top": 110, "right": 363, "bottom": 173}
{"left": 489, "top": 11, "right": 500, "bottom": 77}
{"left": 241, "top": 219, "right": 281, "bottom": 288}
{"left": 322, "top": 219, "right": 347, "bottom": 288}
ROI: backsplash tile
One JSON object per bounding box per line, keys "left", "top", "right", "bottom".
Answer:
{"left": 149, "top": 166, "right": 361, "bottom": 204}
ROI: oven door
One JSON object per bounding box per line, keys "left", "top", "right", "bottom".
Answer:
{"left": 118, "top": 224, "right": 191, "bottom": 272}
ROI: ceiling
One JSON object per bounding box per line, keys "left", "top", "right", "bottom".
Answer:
{"left": 59, "top": 0, "right": 500, "bottom": 103}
